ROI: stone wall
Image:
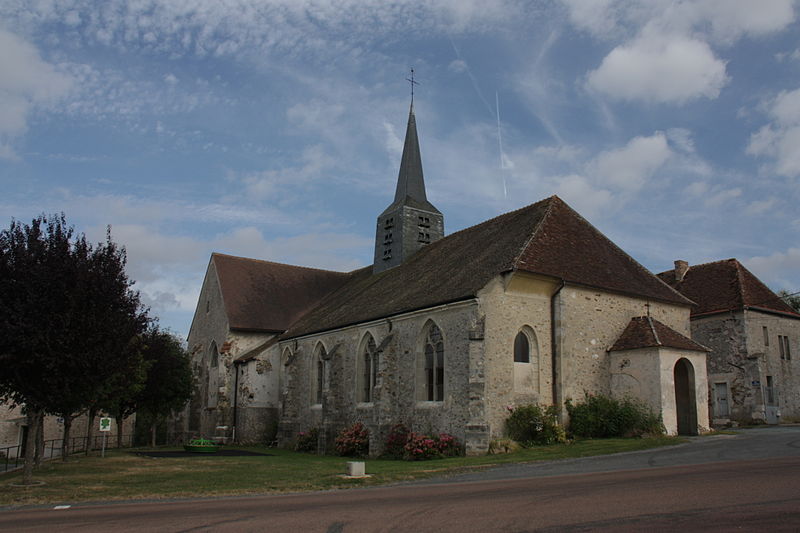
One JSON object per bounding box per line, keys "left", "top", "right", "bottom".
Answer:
{"left": 276, "top": 301, "right": 481, "bottom": 455}
{"left": 557, "top": 284, "right": 689, "bottom": 412}
{"left": 182, "top": 259, "right": 275, "bottom": 443}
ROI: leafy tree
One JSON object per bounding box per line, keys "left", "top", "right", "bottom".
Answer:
{"left": 0, "top": 214, "right": 148, "bottom": 480}
{"left": 134, "top": 328, "right": 193, "bottom": 447}
{"left": 778, "top": 290, "right": 800, "bottom": 313}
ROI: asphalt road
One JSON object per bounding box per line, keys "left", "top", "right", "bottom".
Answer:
{"left": 2, "top": 427, "right": 799, "bottom": 532}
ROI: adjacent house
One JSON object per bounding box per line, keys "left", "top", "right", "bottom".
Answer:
{"left": 658, "top": 259, "right": 800, "bottom": 425}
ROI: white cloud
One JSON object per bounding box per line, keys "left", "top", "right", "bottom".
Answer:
{"left": 586, "top": 31, "right": 728, "bottom": 104}
{"left": 0, "top": 29, "right": 72, "bottom": 155}
{"left": 745, "top": 198, "right": 778, "bottom": 216}
{"left": 704, "top": 187, "right": 742, "bottom": 208}
{"left": 562, "top": 0, "right": 794, "bottom": 42}
{"left": 448, "top": 59, "right": 468, "bottom": 73}
{"left": 593, "top": 132, "right": 671, "bottom": 190}
{"left": 747, "top": 88, "right": 800, "bottom": 177}
{"left": 746, "top": 247, "right": 800, "bottom": 290}
{"left": 551, "top": 174, "right": 615, "bottom": 218}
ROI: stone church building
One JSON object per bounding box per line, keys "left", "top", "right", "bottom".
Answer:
{"left": 181, "top": 104, "right": 711, "bottom": 454}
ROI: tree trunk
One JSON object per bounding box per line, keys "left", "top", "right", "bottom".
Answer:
{"left": 61, "top": 416, "right": 73, "bottom": 461}
{"left": 116, "top": 415, "right": 124, "bottom": 448}
{"left": 22, "top": 409, "right": 41, "bottom": 485}
{"left": 34, "top": 414, "right": 44, "bottom": 467}
{"left": 150, "top": 423, "right": 157, "bottom": 448}
{"left": 85, "top": 407, "right": 97, "bottom": 456}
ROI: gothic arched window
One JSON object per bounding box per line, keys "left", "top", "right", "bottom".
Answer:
{"left": 421, "top": 322, "right": 444, "bottom": 402}
{"left": 358, "top": 333, "right": 378, "bottom": 403}
{"left": 312, "top": 343, "right": 327, "bottom": 405}
{"left": 207, "top": 341, "right": 219, "bottom": 409}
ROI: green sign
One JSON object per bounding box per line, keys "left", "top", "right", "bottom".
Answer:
{"left": 99, "top": 417, "right": 112, "bottom": 432}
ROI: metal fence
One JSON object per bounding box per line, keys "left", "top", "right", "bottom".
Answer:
{"left": 1, "top": 433, "right": 135, "bottom": 473}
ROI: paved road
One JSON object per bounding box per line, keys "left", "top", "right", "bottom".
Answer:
{"left": 1, "top": 427, "right": 799, "bottom": 532}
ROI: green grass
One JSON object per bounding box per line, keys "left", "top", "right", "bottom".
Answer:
{"left": 0, "top": 436, "right": 681, "bottom": 507}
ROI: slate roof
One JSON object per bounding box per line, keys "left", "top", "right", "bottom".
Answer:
{"left": 656, "top": 259, "right": 800, "bottom": 318}
{"left": 380, "top": 105, "right": 440, "bottom": 216}
{"left": 211, "top": 253, "right": 353, "bottom": 332}
{"left": 610, "top": 316, "right": 709, "bottom": 353}
{"left": 283, "top": 196, "right": 692, "bottom": 338}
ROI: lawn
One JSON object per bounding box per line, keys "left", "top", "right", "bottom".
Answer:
{"left": 0, "top": 436, "right": 681, "bottom": 507}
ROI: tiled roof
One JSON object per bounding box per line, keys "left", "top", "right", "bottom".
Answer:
{"left": 212, "top": 253, "right": 353, "bottom": 332}
{"left": 656, "top": 258, "right": 800, "bottom": 318}
{"left": 283, "top": 196, "right": 691, "bottom": 338}
{"left": 610, "top": 316, "right": 709, "bottom": 352}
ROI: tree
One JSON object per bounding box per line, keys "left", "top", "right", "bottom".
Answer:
{"left": 134, "top": 328, "right": 193, "bottom": 447}
{"left": 778, "top": 290, "right": 800, "bottom": 313}
{"left": 0, "top": 214, "right": 148, "bottom": 480}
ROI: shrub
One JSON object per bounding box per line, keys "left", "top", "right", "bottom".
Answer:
{"left": 383, "top": 424, "right": 463, "bottom": 460}
{"left": 335, "top": 422, "right": 370, "bottom": 457}
{"left": 404, "top": 432, "right": 442, "bottom": 461}
{"left": 487, "top": 438, "right": 521, "bottom": 454}
{"left": 435, "top": 433, "right": 461, "bottom": 457}
{"left": 294, "top": 427, "right": 319, "bottom": 452}
{"left": 566, "top": 394, "right": 664, "bottom": 438}
{"left": 505, "top": 404, "right": 566, "bottom": 446}
{"left": 383, "top": 423, "right": 410, "bottom": 459}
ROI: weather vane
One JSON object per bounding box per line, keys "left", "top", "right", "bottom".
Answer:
{"left": 406, "top": 68, "right": 419, "bottom": 104}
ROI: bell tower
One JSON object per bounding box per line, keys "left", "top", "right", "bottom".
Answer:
{"left": 373, "top": 98, "right": 444, "bottom": 274}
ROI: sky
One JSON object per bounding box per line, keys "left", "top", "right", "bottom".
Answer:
{"left": 1, "top": 0, "right": 799, "bottom": 339}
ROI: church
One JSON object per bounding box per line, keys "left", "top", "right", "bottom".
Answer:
{"left": 181, "top": 103, "right": 711, "bottom": 454}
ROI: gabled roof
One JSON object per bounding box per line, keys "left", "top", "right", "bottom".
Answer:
{"left": 610, "top": 316, "right": 709, "bottom": 353}
{"left": 656, "top": 258, "right": 800, "bottom": 318}
{"left": 284, "top": 196, "right": 691, "bottom": 338}
{"left": 211, "top": 253, "right": 353, "bottom": 332}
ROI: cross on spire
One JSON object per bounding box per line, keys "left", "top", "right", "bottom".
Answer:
{"left": 406, "top": 68, "right": 419, "bottom": 105}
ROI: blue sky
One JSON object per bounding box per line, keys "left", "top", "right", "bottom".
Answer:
{"left": 1, "top": 0, "right": 799, "bottom": 338}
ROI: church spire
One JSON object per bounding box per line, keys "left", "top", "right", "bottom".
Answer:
{"left": 393, "top": 105, "right": 429, "bottom": 206}
{"left": 373, "top": 80, "right": 444, "bottom": 274}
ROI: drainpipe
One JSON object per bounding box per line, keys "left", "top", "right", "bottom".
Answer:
{"left": 232, "top": 361, "right": 241, "bottom": 444}
{"left": 551, "top": 280, "right": 566, "bottom": 415}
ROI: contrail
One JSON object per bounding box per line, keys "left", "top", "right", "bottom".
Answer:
{"left": 496, "top": 91, "right": 508, "bottom": 199}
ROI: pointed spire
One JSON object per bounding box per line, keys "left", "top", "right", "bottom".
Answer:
{"left": 393, "top": 104, "right": 429, "bottom": 205}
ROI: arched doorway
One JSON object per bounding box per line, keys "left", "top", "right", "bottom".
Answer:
{"left": 674, "top": 358, "right": 698, "bottom": 435}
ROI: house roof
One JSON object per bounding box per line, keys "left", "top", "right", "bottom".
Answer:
{"left": 656, "top": 258, "right": 800, "bottom": 318}
{"left": 610, "top": 316, "right": 709, "bottom": 352}
{"left": 283, "top": 196, "right": 691, "bottom": 338}
{"left": 211, "top": 253, "right": 353, "bottom": 332}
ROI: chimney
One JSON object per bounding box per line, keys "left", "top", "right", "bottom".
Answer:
{"left": 674, "top": 260, "right": 689, "bottom": 282}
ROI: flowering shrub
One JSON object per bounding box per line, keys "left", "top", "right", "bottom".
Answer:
{"left": 505, "top": 404, "right": 566, "bottom": 446}
{"left": 335, "top": 422, "right": 370, "bottom": 457}
{"left": 383, "top": 423, "right": 411, "bottom": 459}
{"left": 384, "top": 425, "right": 463, "bottom": 460}
{"left": 403, "top": 432, "right": 442, "bottom": 460}
{"left": 295, "top": 427, "right": 318, "bottom": 452}
{"left": 435, "top": 432, "right": 461, "bottom": 457}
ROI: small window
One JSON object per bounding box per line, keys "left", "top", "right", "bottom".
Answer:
{"left": 784, "top": 336, "right": 792, "bottom": 361}
{"left": 313, "top": 344, "right": 327, "bottom": 405}
{"left": 763, "top": 326, "right": 769, "bottom": 346}
{"left": 514, "top": 332, "right": 530, "bottom": 363}
{"left": 384, "top": 217, "right": 394, "bottom": 229}
{"left": 779, "top": 335, "right": 786, "bottom": 359}
{"left": 206, "top": 300, "right": 210, "bottom": 314}
{"left": 359, "top": 334, "right": 378, "bottom": 403}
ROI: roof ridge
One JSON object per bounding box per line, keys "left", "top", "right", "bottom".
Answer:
{"left": 656, "top": 257, "right": 737, "bottom": 275}
{"left": 212, "top": 252, "right": 352, "bottom": 276}
{"left": 646, "top": 315, "right": 662, "bottom": 346}
{"left": 732, "top": 259, "right": 748, "bottom": 309}
{"left": 511, "top": 195, "right": 558, "bottom": 270}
